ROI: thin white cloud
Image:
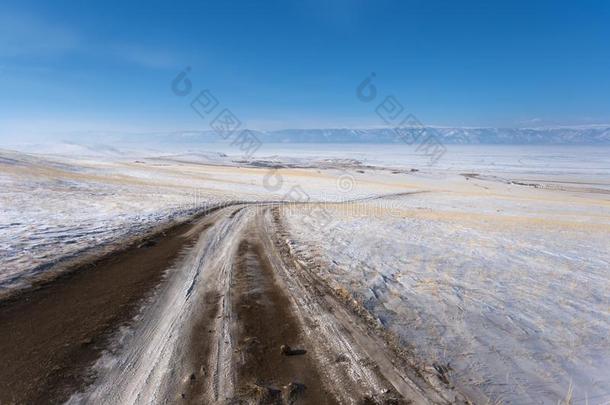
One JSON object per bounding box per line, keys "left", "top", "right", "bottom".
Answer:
{"left": 0, "top": 11, "right": 81, "bottom": 57}
{"left": 0, "top": 9, "right": 180, "bottom": 70}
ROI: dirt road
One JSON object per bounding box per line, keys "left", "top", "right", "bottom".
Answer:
{"left": 0, "top": 202, "right": 465, "bottom": 404}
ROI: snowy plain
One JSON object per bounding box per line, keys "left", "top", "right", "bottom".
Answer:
{"left": 281, "top": 163, "right": 610, "bottom": 404}
{"left": 0, "top": 144, "right": 389, "bottom": 295}
{"left": 1, "top": 142, "right": 609, "bottom": 404}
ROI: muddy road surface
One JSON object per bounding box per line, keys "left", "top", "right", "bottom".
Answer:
{"left": 0, "top": 203, "right": 466, "bottom": 404}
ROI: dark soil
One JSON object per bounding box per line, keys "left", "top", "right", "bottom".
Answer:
{"left": 230, "top": 238, "right": 337, "bottom": 404}
{"left": 0, "top": 218, "right": 205, "bottom": 404}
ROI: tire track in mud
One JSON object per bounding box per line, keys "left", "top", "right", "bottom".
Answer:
{"left": 178, "top": 202, "right": 462, "bottom": 404}
{"left": 230, "top": 237, "right": 335, "bottom": 404}
{"left": 264, "top": 207, "right": 467, "bottom": 404}
{"left": 68, "top": 206, "right": 253, "bottom": 404}
{"left": 0, "top": 212, "right": 208, "bottom": 404}
{"left": 1, "top": 193, "right": 464, "bottom": 404}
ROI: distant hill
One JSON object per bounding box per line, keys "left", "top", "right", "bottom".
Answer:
{"left": 35, "top": 126, "right": 610, "bottom": 148}
{"left": 138, "top": 126, "right": 610, "bottom": 145}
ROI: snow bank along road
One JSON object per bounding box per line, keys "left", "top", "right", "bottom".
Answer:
{"left": 0, "top": 200, "right": 466, "bottom": 404}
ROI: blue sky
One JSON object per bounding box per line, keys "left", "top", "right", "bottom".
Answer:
{"left": 1, "top": 0, "right": 609, "bottom": 139}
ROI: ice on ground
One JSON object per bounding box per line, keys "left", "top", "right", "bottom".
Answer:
{"left": 282, "top": 184, "right": 610, "bottom": 404}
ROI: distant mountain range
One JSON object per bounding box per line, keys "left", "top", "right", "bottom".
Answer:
{"left": 149, "top": 126, "right": 610, "bottom": 145}
{"left": 61, "top": 126, "right": 610, "bottom": 146}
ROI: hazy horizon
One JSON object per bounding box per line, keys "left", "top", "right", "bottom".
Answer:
{"left": 2, "top": 0, "right": 610, "bottom": 144}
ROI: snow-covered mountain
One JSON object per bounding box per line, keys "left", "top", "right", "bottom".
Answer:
{"left": 142, "top": 126, "right": 610, "bottom": 145}
{"left": 10, "top": 126, "right": 608, "bottom": 150}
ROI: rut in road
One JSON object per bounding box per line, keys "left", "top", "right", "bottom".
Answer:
{"left": 62, "top": 200, "right": 465, "bottom": 404}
